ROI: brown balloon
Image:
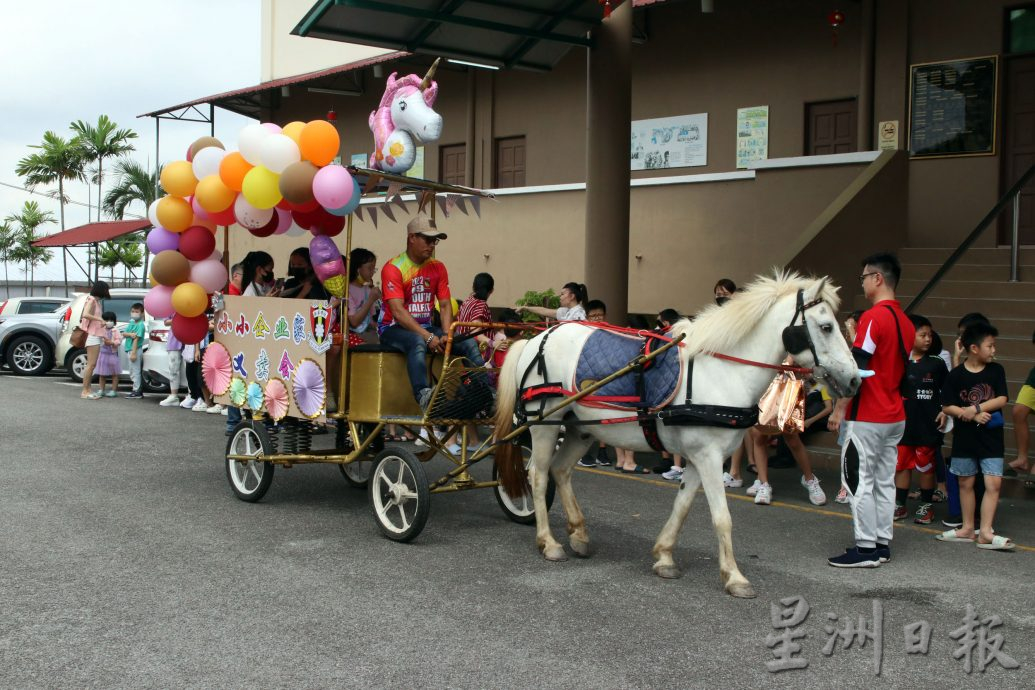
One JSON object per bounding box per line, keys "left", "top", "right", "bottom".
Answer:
{"left": 188, "top": 136, "right": 225, "bottom": 161}
{"left": 279, "top": 160, "right": 318, "bottom": 204}
{"left": 150, "top": 249, "right": 192, "bottom": 287}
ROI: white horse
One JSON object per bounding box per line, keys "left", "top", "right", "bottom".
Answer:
{"left": 493, "top": 271, "right": 860, "bottom": 598}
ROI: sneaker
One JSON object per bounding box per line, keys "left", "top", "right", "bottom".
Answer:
{"left": 931, "top": 488, "right": 947, "bottom": 503}
{"left": 893, "top": 505, "right": 908, "bottom": 521}
{"left": 206, "top": 403, "right": 224, "bottom": 414}
{"left": 124, "top": 391, "right": 144, "bottom": 399}
{"left": 595, "top": 451, "right": 611, "bottom": 467}
{"left": 180, "top": 396, "right": 197, "bottom": 409}
{"left": 746, "top": 479, "right": 762, "bottom": 496}
{"left": 103, "top": 390, "right": 118, "bottom": 398}
{"left": 159, "top": 395, "right": 181, "bottom": 407}
{"left": 801, "top": 475, "right": 826, "bottom": 505}
{"left": 662, "top": 466, "right": 684, "bottom": 480}
{"left": 722, "top": 472, "right": 743, "bottom": 488}
{"left": 914, "top": 503, "right": 934, "bottom": 525}
{"left": 417, "top": 387, "right": 434, "bottom": 412}
{"left": 834, "top": 486, "right": 850, "bottom": 504}
{"left": 221, "top": 407, "right": 229, "bottom": 416}
{"left": 191, "top": 401, "right": 210, "bottom": 413}
{"left": 577, "top": 458, "right": 597, "bottom": 467}
{"left": 753, "top": 482, "right": 772, "bottom": 505}
{"left": 875, "top": 543, "right": 892, "bottom": 563}
{"left": 942, "top": 515, "right": 963, "bottom": 528}
{"left": 414, "top": 428, "right": 444, "bottom": 448}
{"left": 828, "top": 547, "right": 881, "bottom": 569}
{"left": 446, "top": 442, "right": 463, "bottom": 455}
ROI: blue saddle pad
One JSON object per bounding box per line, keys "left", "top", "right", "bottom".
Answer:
{"left": 573, "top": 329, "right": 681, "bottom": 410}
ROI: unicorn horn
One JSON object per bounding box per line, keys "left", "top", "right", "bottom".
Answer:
{"left": 420, "top": 58, "right": 441, "bottom": 90}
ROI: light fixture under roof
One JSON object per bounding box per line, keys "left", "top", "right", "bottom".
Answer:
{"left": 446, "top": 58, "right": 500, "bottom": 71}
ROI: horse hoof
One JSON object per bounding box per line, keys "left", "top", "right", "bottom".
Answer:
{"left": 653, "top": 564, "right": 682, "bottom": 579}
{"left": 543, "top": 545, "right": 568, "bottom": 562}
{"left": 569, "top": 539, "right": 590, "bottom": 558}
{"left": 726, "top": 581, "right": 757, "bottom": 599}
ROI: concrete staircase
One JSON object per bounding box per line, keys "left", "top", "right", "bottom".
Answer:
{"left": 804, "top": 246, "right": 1035, "bottom": 496}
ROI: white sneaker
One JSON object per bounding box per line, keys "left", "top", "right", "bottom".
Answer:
{"left": 159, "top": 395, "right": 180, "bottom": 407}
{"left": 191, "top": 401, "right": 210, "bottom": 413}
{"left": 446, "top": 442, "right": 463, "bottom": 455}
{"left": 206, "top": 403, "right": 224, "bottom": 414}
{"left": 754, "top": 482, "right": 772, "bottom": 505}
{"left": 801, "top": 475, "right": 827, "bottom": 505}
{"left": 722, "top": 472, "right": 743, "bottom": 488}
{"left": 834, "top": 486, "right": 850, "bottom": 504}
{"left": 746, "top": 479, "right": 762, "bottom": 496}
{"left": 662, "top": 466, "right": 684, "bottom": 480}
{"left": 180, "top": 396, "right": 197, "bottom": 409}
{"left": 220, "top": 407, "right": 229, "bottom": 416}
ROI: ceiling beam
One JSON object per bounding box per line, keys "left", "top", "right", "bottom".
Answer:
{"left": 504, "top": 0, "right": 587, "bottom": 69}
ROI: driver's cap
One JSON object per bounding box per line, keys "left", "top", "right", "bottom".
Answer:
{"left": 407, "top": 213, "right": 447, "bottom": 239}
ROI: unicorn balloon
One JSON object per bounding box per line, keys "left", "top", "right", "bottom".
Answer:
{"left": 368, "top": 59, "right": 443, "bottom": 174}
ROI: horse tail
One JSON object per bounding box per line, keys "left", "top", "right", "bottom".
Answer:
{"left": 493, "top": 338, "right": 530, "bottom": 499}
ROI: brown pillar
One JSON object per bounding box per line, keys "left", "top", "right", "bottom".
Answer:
{"left": 466, "top": 69, "right": 476, "bottom": 187}
{"left": 585, "top": 1, "right": 632, "bottom": 323}
{"left": 857, "top": 0, "right": 876, "bottom": 150}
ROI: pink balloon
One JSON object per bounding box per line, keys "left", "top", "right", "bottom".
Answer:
{"left": 261, "top": 122, "right": 283, "bottom": 134}
{"left": 273, "top": 207, "right": 292, "bottom": 235}
{"left": 144, "top": 285, "right": 175, "bottom": 319}
{"left": 312, "top": 165, "right": 354, "bottom": 210}
{"left": 191, "top": 195, "right": 213, "bottom": 220}
{"left": 190, "top": 259, "right": 229, "bottom": 294}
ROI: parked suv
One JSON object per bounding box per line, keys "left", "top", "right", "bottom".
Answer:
{"left": 58, "top": 288, "right": 167, "bottom": 393}
{"left": 0, "top": 297, "right": 70, "bottom": 317}
{"left": 0, "top": 305, "right": 66, "bottom": 375}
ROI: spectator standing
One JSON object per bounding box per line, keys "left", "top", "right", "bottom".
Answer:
{"left": 1006, "top": 329, "right": 1035, "bottom": 477}
{"left": 516, "top": 282, "right": 588, "bottom": 322}
{"left": 714, "top": 278, "right": 736, "bottom": 306}
{"left": 123, "top": 302, "right": 147, "bottom": 399}
{"left": 158, "top": 320, "right": 189, "bottom": 408}
{"left": 79, "top": 281, "right": 111, "bottom": 399}
{"left": 92, "top": 311, "right": 123, "bottom": 398}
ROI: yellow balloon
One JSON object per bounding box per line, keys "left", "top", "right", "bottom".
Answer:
{"left": 159, "top": 161, "right": 197, "bottom": 198}
{"left": 171, "top": 282, "right": 209, "bottom": 318}
{"left": 241, "top": 166, "right": 283, "bottom": 210}
{"left": 194, "top": 175, "right": 236, "bottom": 213}
{"left": 282, "top": 121, "right": 305, "bottom": 146}
{"left": 148, "top": 272, "right": 157, "bottom": 287}
{"left": 156, "top": 196, "right": 194, "bottom": 233}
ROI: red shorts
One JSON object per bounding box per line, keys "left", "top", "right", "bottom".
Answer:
{"left": 897, "top": 445, "right": 936, "bottom": 473}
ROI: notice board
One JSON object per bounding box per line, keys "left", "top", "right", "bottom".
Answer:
{"left": 908, "top": 56, "right": 997, "bottom": 158}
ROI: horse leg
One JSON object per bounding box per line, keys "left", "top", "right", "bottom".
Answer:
{"left": 551, "top": 432, "right": 596, "bottom": 557}
{"left": 694, "top": 454, "right": 756, "bottom": 599}
{"left": 652, "top": 463, "right": 702, "bottom": 579}
{"left": 529, "top": 426, "right": 567, "bottom": 562}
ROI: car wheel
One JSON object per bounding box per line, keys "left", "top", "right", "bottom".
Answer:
{"left": 67, "top": 349, "right": 88, "bottom": 383}
{"left": 5, "top": 335, "right": 53, "bottom": 376}
{"left": 142, "top": 371, "right": 168, "bottom": 395}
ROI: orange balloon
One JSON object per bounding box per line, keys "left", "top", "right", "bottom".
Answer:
{"left": 299, "top": 120, "right": 340, "bottom": 167}
{"left": 219, "top": 151, "right": 253, "bottom": 192}
{"left": 195, "top": 175, "right": 236, "bottom": 213}
{"left": 192, "top": 216, "right": 217, "bottom": 233}
{"left": 160, "top": 160, "right": 197, "bottom": 198}
{"left": 282, "top": 121, "right": 305, "bottom": 146}
{"left": 156, "top": 196, "right": 193, "bottom": 233}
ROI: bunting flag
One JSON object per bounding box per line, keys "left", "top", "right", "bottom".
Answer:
{"left": 354, "top": 206, "right": 364, "bottom": 222}
{"left": 445, "top": 194, "right": 459, "bottom": 214}
{"left": 385, "top": 181, "right": 403, "bottom": 201}
{"left": 367, "top": 206, "right": 378, "bottom": 228}
{"left": 469, "top": 196, "right": 481, "bottom": 218}
{"left": 418, "top": 191, "right": 434, "bottom": 214}
{"left": 455, "top": 196, "right": 469, "bottom": 215}
{"left": 362, "top": 173, "right": 383, "bottom": 195}
{"left": 392, "top": 194, "right": 409, "bottom": 214}
{"left": 381, "top": 203, "right": 396, "bottom": 223}
{"left": 436, "top": 196, "right": 450, "bottom": 218}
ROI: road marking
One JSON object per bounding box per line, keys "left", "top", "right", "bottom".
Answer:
{"left": 577, "top": 466, "right": 1035, "bottom": 553}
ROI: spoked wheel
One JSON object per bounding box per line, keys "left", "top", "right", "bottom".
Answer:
{"left": 369, "top": 447, "right": 429, "bottom": 542}
{"left": 492, "top": 445, "right": 556, "bottom": 524}
{"left": 339, "top": 459, "right": 372, "bottom": 488}
{"left": 225, "top": 422, "right": 275, "bottom": 502}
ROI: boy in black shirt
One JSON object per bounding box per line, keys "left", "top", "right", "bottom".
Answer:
{"left": 895, "top": 315, "right": 947, "bottom": 525}
{"left": 936, "top": 322, "right": 1014, "bottom": 550}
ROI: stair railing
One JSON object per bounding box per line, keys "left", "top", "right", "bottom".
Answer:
{"left": 907, "top": 163, "right": 1035, "bottom": 312}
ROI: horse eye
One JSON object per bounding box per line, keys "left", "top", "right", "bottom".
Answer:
{"left": 399, "top": 101, "right": 407, "bottom": 110}
{"left": 820, "top": 324, "right": 834, "bottom": 333}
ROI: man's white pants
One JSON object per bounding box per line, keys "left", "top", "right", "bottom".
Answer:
{"left": 841, "top": 420, "right": 905, "bottom": 549}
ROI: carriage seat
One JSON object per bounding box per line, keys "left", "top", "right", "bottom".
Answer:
{"left": 348, "top": 342, "right": 399, "bottom": 353}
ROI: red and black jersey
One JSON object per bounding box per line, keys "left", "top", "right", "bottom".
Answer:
{"left": 900, "top": 355, "right": 948, "bottom": 446}
{"left": 848, "top": 300, "right": 915, "bottom": 424}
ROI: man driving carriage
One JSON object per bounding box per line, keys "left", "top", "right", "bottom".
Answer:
{"left": 378, "top": 213, "right": 485, "bottom": 410}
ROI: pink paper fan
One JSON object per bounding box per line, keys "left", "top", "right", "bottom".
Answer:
{"left": 264, "top": 378, "right": 290, "bottom": 421}
{"left": 202, "top": 342, "right": 232, "bottom": 395}
{"left": 291, "top": 358, "right": 326, "bottom": 419}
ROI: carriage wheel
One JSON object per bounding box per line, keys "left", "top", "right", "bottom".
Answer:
{"left": 369, "top": 447, "right": 429, "bottom": 542}
{"left": 225, "top": 422, "right": 275, "bottom": 502}
{"left": 492, "top": 445, "right": 556, "bottom": 524}
{"left": 339, "top": 459, "right": 372, "bottom": 489}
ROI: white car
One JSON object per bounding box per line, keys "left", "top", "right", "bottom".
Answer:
{"left": 0, "top": 296, "right": 70, "bottom": 317}
{"left": 141, "top": 321, "right": 186, "bottom": 392}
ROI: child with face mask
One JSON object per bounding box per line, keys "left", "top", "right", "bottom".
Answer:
{"left": 94, "top": 310, "right": 123, "bottom": 397}
{"left": 123, "top": 302, "right": 147, "bottom": 399}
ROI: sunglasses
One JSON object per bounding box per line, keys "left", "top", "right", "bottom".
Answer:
{"left": 417, "top": 234, "right": 440, "bottom": 245}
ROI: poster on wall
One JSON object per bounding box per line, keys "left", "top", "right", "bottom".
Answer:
{"left": 350, "top": 153, "right": 367, "bottom": 167}
{"left": 736, "top": 106, "right": 769, "bottom": 169}
{"left": 908, "top": 55, "right": 997, "bottom": 158}
{"left": 630, "top": 114, "right": 708, "bottom": 170}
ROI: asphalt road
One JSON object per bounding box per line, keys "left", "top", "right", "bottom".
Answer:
{"left": 1, "top": 371, "right": 1033, "bottom": 688}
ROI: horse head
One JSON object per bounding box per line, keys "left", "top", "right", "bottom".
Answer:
{"left": 387, "top": 59, "right": 443, "bottom": 144}
{"left": 782, "top": 276, "right": 860, "bottom": 399}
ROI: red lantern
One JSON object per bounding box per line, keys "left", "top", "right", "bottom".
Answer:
{"left": 827, "top": 9, "right": 845, "bottom": 46}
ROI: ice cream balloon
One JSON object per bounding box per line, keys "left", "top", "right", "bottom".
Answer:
{"left": 309, "top": 234, "right": 347, "bottom": 297}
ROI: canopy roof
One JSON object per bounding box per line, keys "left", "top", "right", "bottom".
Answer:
{"left": 32, "top": 220, "right": 151, "bottom": 248}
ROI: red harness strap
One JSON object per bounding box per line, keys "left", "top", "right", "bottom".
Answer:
{"left": 710, "top": 352, "right": 813, "bottom": 376}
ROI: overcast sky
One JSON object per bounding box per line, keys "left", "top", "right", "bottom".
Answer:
{"left": 0, "top": 0, "right": 262, "bottom": 283}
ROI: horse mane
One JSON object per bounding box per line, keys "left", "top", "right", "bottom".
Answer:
{"left": 377, "top": 73, "right": 437, "bottom": 110}
{"left": 670, "top": 269, "right": 841, "bottom": 357}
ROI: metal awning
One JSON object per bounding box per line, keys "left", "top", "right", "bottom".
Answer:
{"left": 32, "top": 220, "right": 151, "bottom": 248}
{"left": 293, "top": 0, "right": 638, "bottom": 72}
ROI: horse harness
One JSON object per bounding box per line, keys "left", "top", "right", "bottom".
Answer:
{"left": 515, "top": 290, "right": 822, "bottom": 453}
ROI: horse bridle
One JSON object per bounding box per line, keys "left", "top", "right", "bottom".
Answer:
{"left": 781, "top": 288, "right": 825, "bottom": 369}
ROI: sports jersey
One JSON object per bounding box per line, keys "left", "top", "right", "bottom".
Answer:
{"left": 377, "top": 252, "right": 450, "bottom": 334}
{"left": 847, "top": 300, "right": 915, "bottom": 424}
{"left": 899, "top": 355, "right": 948, "bottom": 447}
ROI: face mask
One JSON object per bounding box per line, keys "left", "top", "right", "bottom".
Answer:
{"left": 130, "top": 313, "right": 142, "bottom": 322}
{"left": 105, "top": 321, "right": 116, "bottom": 328}
{"left": 715, "top": 296, "right": 729, "bottom": 307}
{"left": 288, "top": 267, "right": 306, "bottom": 279}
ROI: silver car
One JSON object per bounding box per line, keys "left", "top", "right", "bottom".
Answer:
{"left": 0, "top": 306, "right": 65, "bottom": 376}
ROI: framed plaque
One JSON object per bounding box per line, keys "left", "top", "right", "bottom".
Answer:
{"left": 908, "top": 55, "right": 998, "bottom": 158}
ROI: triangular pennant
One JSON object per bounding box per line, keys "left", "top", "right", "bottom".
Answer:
{"left": 392, "top": 194, "right": 409, "bottom": 214}
{"left": 418, "top": 191, "right": 434, "bottom": 214}
{"left": 367, "top": 206, "right": 378, "bottom": 228}
{"left": 362, "top": 173, "right": 383, "bottom": 195}
{"left": 385, "top": 181, "right": 403, "bottom": 200}
{"left": 436, "top": 196, "right": 450, "bottom": 218}
{"left": 381, "top": 203, "right": 396, "bottom": 223}
{"left": 445, "top": 194, "right": 458, "bottom": 214}
{"left": 354, "top": 206, "right": 364, "bottom": 222}
{"left": 455, "top": 196, "right": 469, "bottom": 215}
{"left": 470, "top": 196, "right": 481, "bottom": 218}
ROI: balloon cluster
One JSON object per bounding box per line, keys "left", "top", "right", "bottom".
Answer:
{"left": 145, "top": 119, "right": 363, "bottom": 342}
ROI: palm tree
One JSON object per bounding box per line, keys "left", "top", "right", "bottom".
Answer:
{"left": 15, "top": 131, "right": 87, "bottom": 294}
{"left": 97, "top": 238, "right": 143, "bottom": 284}
{"left": 104, "top": 158, "right": 164, "bottom": 286}
{"left": 6, "top": 201, "right": 55, "bottom": 296}
{"left": 0, "top": 220, "right": 16, "bottom": 299}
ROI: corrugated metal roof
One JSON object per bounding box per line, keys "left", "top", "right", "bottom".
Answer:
{"left": 32, "top": 220, "right": 151, "bottom": 247}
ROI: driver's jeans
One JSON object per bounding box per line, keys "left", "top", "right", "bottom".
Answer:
{"left": 379, "top": 325, "right": 484, "bottom": 401}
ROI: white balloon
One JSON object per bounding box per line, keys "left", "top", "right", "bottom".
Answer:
{"left": 284, "top": 221, "right": 308, "bottom": 237}
{"left": 238, "top": 123, "right": 271, "bottom": 166}
{"left": 192, "top": 147, "right": 226, "bottom": 180}
{"left": 234, "top": 195, "right": 274, "bottom": 229}
{"left": 260, "top": 134, "right": 301, "bottom": 174}
{"left": 147, "top": 199, "right": 161, "bottom": 227}
{"left": 206, "top": 249, "right": 223, "bottom": 262}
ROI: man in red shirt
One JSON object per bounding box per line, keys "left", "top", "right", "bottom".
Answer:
{"left": 225, "top": 263, "right": 243, "bottom": 296}
{"left": 379, "top": 214, "right": 483, "bottom": 409}
{"left": 827, "top": 252, "right": 915, "bottom": 568}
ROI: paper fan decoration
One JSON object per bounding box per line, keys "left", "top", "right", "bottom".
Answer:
{"left": 246, "top": 381, "right": 264, "bottom": 412}
{"left": 202, "top": 342, "right": 232, "bottom": 396}
{"left": 228, "top": 376, "right": 247, "bottom": 407}
{"left": 264, "top": 377, "right": 290, "bottom": 422}
{"left": 291, "top": 358, "right": 326, "bottom": 419}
